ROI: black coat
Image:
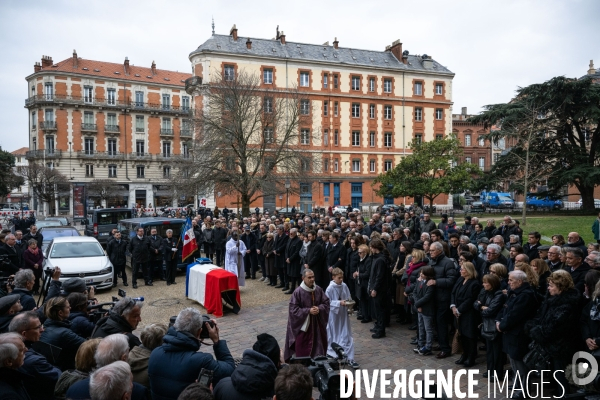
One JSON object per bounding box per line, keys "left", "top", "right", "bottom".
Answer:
{"left": 23, "top": 231, "right": 43, "bottom": 249}
{"left": 523, "top": 242, "right": 540, "bottom": 261}
{"left": 345, "top": 248, "right": 359, "bottom": 283}
{"left": 213, "top": 349, "right": 278, "bottom": 400}
{"left": 451, "top": 277, "right": 482, "bottom": 338}
{"left": 305, "top": 240, "right": 326, "bottom": 288}
{"left": 162, "top": 236, "right": 181, "bottom": 261}
{"left": 357, "top": 255, "right": 372, "bottom": 293}
{"left": 474, "top": 289, "right": 507, "bottom": 338}
{"left": 11, "top": 288, "right": 36, "bottom": 312}
{"left": 20, "top": 341, "right": 62, "bottom": 400}
{"left": 66, "top": 377, "right": 149, "bottom": 400}
{"left": 413, "top": 279, "right": 436, "bottom": 316}
{"left": 368, "top": 252, "right": 389, "bottom": 293}
{"left": 285, "top": 236, "right": 303, "bottom": 278}
{"left": 326, "top": 242, "right": 345, "bottom": 272}
{"left": 68, "top": 311, "right": 95, "bottom": 338}
{"left": 429, "top": 254, "right": 458, "bottom": 304}
{"left": 40, "top": 318, "right": 86, "bottom": 371}
{"left": 91, "top": 313, "right": 141, "bottom": 350}
{"left": 0, "top": 244, "right": 22, "bottom": 274}
{"left": 274, "top": 233, "right": 288, "bottom": 269}
{"left": 497, "top": 282, "right": 538, "bottom": 359}
{"left": 213, "top": 227, "right": 228, "bottom": 248}
{"left": 568, "top": 263, "right": 591, "bottom": 296}
{"left": 0, "top": 368, "right": 31, "bottom": 400}
{"left": 525, "top": 288, "right": 580, "bottom": 364}
{"left": 148, "top": 234, "right": 164, "bottom": 260}
{"left": 107, "top": 238, "right": 128, "bottom": 266}
{"left": 129, "top": 235, "right": 151, "bottom": 264}
{"left": 581, "top": 300, "right": 600, "bottom": 346}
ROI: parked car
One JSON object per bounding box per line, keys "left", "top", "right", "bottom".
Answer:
{"left": 39, "top": 226, "right": 80, "bottom": 253}
{"left": 45, "top": 216, "right": 70, "bottom": 226}
{"left": 526, "top": 195, "right": 564, "bottom": 210}
{"left": 35, "top": 220, "right": 64, "bottom": 229}
{"left": 82, "top": 208, "right": 133, "bottom": 245}
{"left": 577, "top": 199, "right": 600, "bottom": 209}
{"left": 44, "top": 236, "right": 114, "bottom": 290}
{"left": 379, "top": 204, "right": 402, "bottom": 214}
{"left": 481, "top": 191, "right": 515, "bottom": 209}
{"left": 469, "top": 201, "right": 486, "bottom": 213}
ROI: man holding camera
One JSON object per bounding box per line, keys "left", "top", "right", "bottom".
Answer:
{"left": 148, "top": 307, "right": 235, "bottom": 400}
{"left": 92, "top": 297, "right": 143, "bottom": 350}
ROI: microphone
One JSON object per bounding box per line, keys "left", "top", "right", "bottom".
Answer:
{"left": 131, "top": 296, "right": 144, "bottom": 302}
{"left": 331, "top": 342, "right": 346, "bottom": 359}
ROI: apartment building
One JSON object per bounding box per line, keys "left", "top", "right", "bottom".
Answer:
{"left": 24, "top": 52, "right": 193, "bottom": 214}
{"left": 452, "top": 107, "right": 497, "bottom": 171}
{"left": 187, "top": 26, "right": 455, "bottom": 211}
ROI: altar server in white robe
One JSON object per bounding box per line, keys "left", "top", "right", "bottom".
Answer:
{"left": 225, "top": 231, "right": 247, "bottom": 286}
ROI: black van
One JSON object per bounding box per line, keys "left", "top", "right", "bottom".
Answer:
{"left": 82, "top": 208, "right": 133, "bottom": 245}
{"left": 117, "top": 217, "right": 188, "bottom": 270}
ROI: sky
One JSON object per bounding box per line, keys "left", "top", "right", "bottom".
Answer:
{"left": 1, "top": 0, "right": 598, "bottom": 152}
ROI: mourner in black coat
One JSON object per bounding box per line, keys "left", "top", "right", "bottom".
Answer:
{"left": 284, "top": 230, "right": 303, "bottom": 294}
{"left": 450, "top": 264, "right": 482, "bottom": 367}
{"left": 128, "top": 228, "right": 152, "bottom": 288}
{"left": 304, "top": 233, "right": 326, "bottom": 289}
{"left": 148, "top": 229, "right": 164, "bottom": 281}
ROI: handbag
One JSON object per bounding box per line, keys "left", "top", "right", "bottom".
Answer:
{"left": 523, "top": 341, "right": 551, "bottom": 371}
{"left": 451, "top": 317, "right": 463, "bottom": 354}
{"left": 480, "top": 319, "right": 497, "bottom": 341}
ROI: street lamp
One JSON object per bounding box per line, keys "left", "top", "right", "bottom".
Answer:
{"left": 285, "top": 180, "right": 290, "bottom": 213}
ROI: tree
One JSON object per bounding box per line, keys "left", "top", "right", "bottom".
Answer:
{"left": 373, "top": 135, "right": 479, "bottom": 208}
{"left": 86, "top": 179, "right": 120, "bottom": 206}
{"left": 20, "top": 162, "right": 68, "bottom": 214}
{"left": 187, "top": 70, "right": 316, "bottom": 216}
{"left": 469, "top": 76, "right": 600, "bottom": 211}
{"left": 0, "top": 147, "right": 23, "bottom": 197}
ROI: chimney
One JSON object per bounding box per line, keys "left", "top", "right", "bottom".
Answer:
{"left": 279, "top": 31, "right": 286, "bottom": 45}
{"left": 461, "top": 107, "right": 467, "bottom": 116}
{"left": 333, "top": 37, "right": 339, "bottom": 49}
{"left": 34, "top": 62, "right": 41, "bottom": 73}
{"left": 230, "top": 24, "right": 238, "bottom": 41}
{"left": 246, "top": 38, "right": 252, "bottom": 49}
{"left": 73, "top": 49, "right": 78, "bottom": 68}
{"left": 124, "top": 57, "right": 130, "bottom": 75}
{"left": 401, "top": 50, "right": 409, "bottom": 65}
{"left": 385, "top": 45, "right": 391, "bottom": 52}
{"left": 41, "top": 55, "right": 53, "bottom": 68}
{"left": 151, "top": 60, "right": 156, "bottom": 75}
{"left": 589, "top": 60, "right": 596, "bottom": 75}
{"left": 422, "top": 54, "right": 433, "bottom": 69}
{"left": 389, "top": 39, "right": 403, "bottom": 62}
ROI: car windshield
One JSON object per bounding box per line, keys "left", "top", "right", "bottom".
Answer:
{"left": 50, "top": 242, "right": 105, "bottom": 258}
{"left": 498, "top": 196, "right": 512, "bottom": 201}
{"left": 42, "top": 229, "right": 79, "bottom": 242}
{"left": 37, "top": 221, "right": 62, "bottom": 228}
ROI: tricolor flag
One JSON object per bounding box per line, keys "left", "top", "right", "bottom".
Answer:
{"left": 181, "top": 217, "right": 198, "bottom": 262}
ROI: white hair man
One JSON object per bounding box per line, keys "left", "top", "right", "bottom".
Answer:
{"left": 90, "top": 360, "right": 134, "bottom": 400}
{"left": 0, "top": 332, "right": 28, "bottom": 398}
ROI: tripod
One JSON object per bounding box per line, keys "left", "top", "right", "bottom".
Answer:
{"left": 36, "top": 268, "right": 54, "bottom": 308}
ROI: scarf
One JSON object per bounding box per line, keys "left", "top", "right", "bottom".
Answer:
{"left": 405, "top": 260, "right": 428, "bottom": 288}
{"left": 29, "top": 247, "right": 39, "bottom": 256}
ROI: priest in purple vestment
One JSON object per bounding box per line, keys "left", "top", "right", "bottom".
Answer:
{"left": 284, "top": 268, "right": 330, "bottom": 362}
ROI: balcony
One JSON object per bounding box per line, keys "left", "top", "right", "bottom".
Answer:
{"left": 160, "top": 128, "right": 174, "bottom": 137}
{"left": 40, "top": 121, "right": 57, "bottom": 131}
{"left": 76, "top": 151, "right": 97, "bottom": 159}
{"left": 180, "top": 129, "right": 193, "bottom": 137}
{"left": 81, "top": 123, "right": 98, "bottom": 133}
{"left": 25, "top": 149, "right": 62, "bottom": 159}
{"left": 104, "top": 125, "right": 120, "bottom": 135}
{"left": 131, "top": 153, "right": 153, "bottom": 161}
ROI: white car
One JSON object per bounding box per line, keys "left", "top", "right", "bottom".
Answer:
{"left": 577, "top": 199, "right": 600, "bottom": 208}
{"left": 44, "top": 236, "right": 114, "bottom": 290}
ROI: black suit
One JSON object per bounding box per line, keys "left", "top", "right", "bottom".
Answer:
{"left": 128, "top": 235, "right": 151, "bottom": 285}
{"left": 0, "top": 243, "right": 21, "bottom": 275}
{"left": 305, "top": 240, "right": 326, "bottom": 288}
{"left": 148, "top": 235, "right": 164, "bottom": 280}
{"left": 326, "top": 242, "right": 346, "bottom": 280}
{"left": 107, "top": 239, "right": 128, "bottom": 285}
{"left": 274, "top": 233, "right": 289, "bottom": 287}
{"left": 284, "top": 236, "right": 303, "bottom": 289}
{"left": 23, "top": 232, "right": 43, "bottom": 250}
{"left": 163, "top": 236, "right": 181, "bottom": 284}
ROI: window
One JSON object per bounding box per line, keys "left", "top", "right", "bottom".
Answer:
{"left": 323, "top": 129, "right": 328, "bottom": 146}
{"left": 436, "top": 134, "right": 444, "bottom": 141}
{"left": 493, "top": 153, "right": 500, "bottom": 163}
{"left": 334, "top": 130, "right": 339, "bottom": 146}
{"left": 264, "top": 97, "right": 273, "bottom": 113}
{"left": 334, "top": 102, "right": 338, "bottom": 117}
{"left": 84, "top": 138, "right": 94, "bottom": 155}
{"left": 323, "top": 183, "right": 330, "bottom": 197}
{"left": 479, "top": 137, "right": 485, "bottom": 147}
{"left": 107, "top": 113, "right": 117, "bottom": 127}
{"left": 414, "top": 82, "right": 422, "bottom": 96}
{"left": 352, "top": 103, "right": 360, "bottom": 118}
{"left": 465, "top": 134, "right": 471, "bottom": 146}
{"left": 263, "top": 68, "right": 273, "bottom": 84}
{"left": 300, "top": 99, "right": 310, "bottom": 115}
{"left": 384, "top": 105, "right": 392, "bottom": 120}
{"left": 163, "top": 166, "right": 171, "bottom": 178}
{"left": 162, "top": 117, "right": 172, "bottom": 132}
{"left": 323, "top": 101, "right": 328, "bottom": 116}
{"left": 300, "top": 72, "right": 309, "bottom": 87}
{"left": 323, "top": 158, "right": 329, "bottom": 172}
{"left": 135, "top": 116, "right": 144, "bottom": 133}
{"left": 182, "top": 142, "right": 189, "bottom": 158}
{"left": 333, "top": 74, "right": 338, "bottom": 89}
{"left": 136, "top": 165, "right": 145, "bottom": 178}
{"left": 107, "top": 139, "right": 117, "bottom": 155}
{"left": 352, "top": 131, "right": 360, "bottom": 146}
{"left": 370, "top": 159, "right": 376, "bottom": 172}
{"left": 497, "top": 138, "right": 505, "bottom": 149}
{"left": 479, "top": 157, "right": 485, "bottom": 169}
{"left": 352, "top": 76, "right": 360, "bottom": 91}
{"left": 465, "top": 157, "right": 472, "bottom": 164}
{"left": 415, "top": 108, "right": 422, "bottom": 121}
{"left": 384, "top": 160, "right": 392, "bottom": 171}
{"left": 44, "top": 83, "right": 53, "bottom": 100}
{"left": 162, "top": 141, "right": 171, "bottom": 157}
{"left": 384, "top": 132, "right": 392, "bottom": 147}
{"left": 415, "top": 134, "right": 422, "bottom": 144}
{"left": 369, "top": 104, "right": 375, "bottom": 119}
{"left": 162, "top": 94, "right": 171, "bottom": 110}
{"left": 435, "top": 109, "right": 443, "bottom": 120}
{"left": 264, "top": 127, "right": 274, "bottom": 143}
{"left": 352, "top": 160, "right": 361, "bottom": 172}
{"left": 84, "top": 111, "right": 94, "bottom": 127}
{"left": 45, "top": 136, "right": 55, "bottom": 153}
{"left": 369, "top": 78, "right": 375, "bottom": 92}
{"left": 301, "top": 159, "right": 310, "bottom": 171}
{"left": 334, "top": 159, "right": 339, "bottom": 172}
{"left": 107, "top": 88, "right": 116, "bottom": 105}
{"left": 370, "top": 131, "right": 376, "bottom": 147}
{"left": 108, "top": 165, "right": 117, "bottom": 178}
{"left": 435, "top": 83, "right": 443, "bottom": 95}
{"left": 31, "top": 111, "right": 36, "bottom": 129}
{"left": 351, "top": 183, "right": 362, "bottom": 208}
{"left": 384, "top": 79, "right": 392, "bottom": 93}
{"left": 85, "top": 164, "right": 94, "bottom": 177}
{"left": 136, "top": 140, "right": 145, "bottom": 156}
{"left": 300, "top": 129, "right": 310, "bottom": 145}
{"left": 84, "top": 86, "right": 93, "bottom": 103}
{"left": 323, "top": 74, "right": 328, "bottom": 89}
{"left": 45, "top": 109, "right": 54, "bottom": 122}
{"left": 181, "top": 96, "right": 190, "bottom": 110}
{"left": 224, "top": 65, "right": 235, "bottom": 81}
{"left": 135, "top": 91, "right": 144, "bottom": 107}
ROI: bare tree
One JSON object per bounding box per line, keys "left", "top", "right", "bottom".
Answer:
{"left": 19, "top": 163, "right": 69, "bottom": 214}
{"left": 86, "top": 179, "right": 121, "bottom": 207}
{"left": 187, "top": 70, "right": 318, "bottom": 216}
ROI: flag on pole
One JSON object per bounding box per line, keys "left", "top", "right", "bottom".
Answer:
{"left": 181, "top": 217, "right": 198, "bottom": 262}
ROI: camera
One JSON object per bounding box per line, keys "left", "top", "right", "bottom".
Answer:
{"left": 197, "top": 368, "right": 213, "bottom": 387}
{"left": 168, "top": 314, "right": 215, "bottom": 339}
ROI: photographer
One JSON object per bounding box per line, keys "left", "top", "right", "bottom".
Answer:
{"left": 67, "top": 292, "right": 95, "bottom": 338}
{"left": 148, "top": 307, "right": 235, "bottom": 400}
{"left": 11, "top": 269, "right": 37, "bottom": 311}
{"left": 92, "top": 297, "right": 143, "bottom": 350}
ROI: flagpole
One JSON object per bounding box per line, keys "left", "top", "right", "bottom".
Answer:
{"left": 172, "top": 236, "right": 181, "bottom": 260}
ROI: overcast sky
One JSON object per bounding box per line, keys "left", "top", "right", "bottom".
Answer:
{"left": 1, "top": 0, "right": 598, "bottom": 152}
